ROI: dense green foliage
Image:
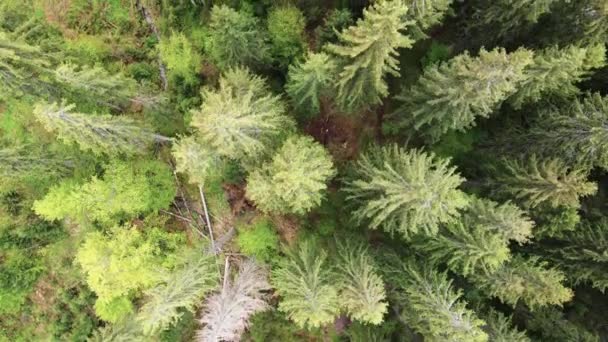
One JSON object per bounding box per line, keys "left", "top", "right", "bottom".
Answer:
{"left": 2, "top": 0, "right": 608, "bottom": 340}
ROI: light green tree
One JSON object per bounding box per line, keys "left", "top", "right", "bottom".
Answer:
{"left": 393, "top": 48, "right": 533, "bottom": 140}
{"left": 33, "top": 102, "right": 170, "bottom": 156}
{"left": 490, "top": 155, "right": 597, "bottom": 209}
{"left": 413, "top": 222, "right": 511, "bottom": 276}
{"left": 191, "top": 67, "right": 293, "bottom": 161}
{"left": 463, "top": 197, "right": 534, "bottom": 244}
{"left": 271, "top": 241, "right": 340, "bottom": 329}
{"left": 158, "top": 32, "right": 201, "bottom": 85}
{"left": 527, "top": 93, "right": 608, "bottom": 169}
{"left": 509, "top": 44, "right": 606, "bottom": 109}
{"left": 285, "top": 52, "right": 336, "bottom": 116}
{"left": 406, "top": 0, "right": 454, "bottom": 40}
{"left": 472, "top": 256, "right": 573, "bottom": 309}
{"left": 384, "top": 257, "right": 488, "bottom": 341}
{"left": 0, "top": 146, "right": 72, "bottom": 179}
{"left": 344, "top": 145, "right": 468, "bottom": 239}
{"left": 336, "top": 241, "right": 387, "bottom": 325}
{"left": 172, "top": 135, "right": 224, "bottom": 186}
{"left": 207, "top": 5, "right": 268, "bottom": 70}
{"left": 137, "top": 251, "right": 219, "bottom": 335}
{"left": 326, "top": 0, "right": 414, "bottom": 112}
{"left": 267, "top": 6, "right": 306, "bottom": 67}
{"left": 246, "top": 136, "right": 335, "bottom": 215}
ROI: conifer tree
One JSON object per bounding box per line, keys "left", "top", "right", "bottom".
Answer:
{"left": 463, "top": 197, "right": 534, "bottom": 244}
{"left": 198, "top": 260, "right": 270, "bottom": 341}
{"left": 137, "top": 252, "right": 219, "bottom": 335}
{"left": 472, "top": 256, "right": 573, "bottom": 309}
{"left": 191, "top": 67, "right": 293, "bottom": 161}
{"left": 540, "top": 220, "right": 608, "bottom": 292}
{"left": 246, "top": 136, "right": 335, "bottom": 215}
{"left": 539, "top": 0, "right": 608, "bottom": 45}
{"left": 344, "top": 145, "right": 468, "bottom": 239}
{"left": 509, "top": 44, "right": 606, "bottom": 109}
{"left": 526, "top": 93, "right": 608, "bottom": 169}
{"left": 33, "top": 102, "right": 170, "bottom": 156}
{"left": 207, "top": 5, "right": 268, "bottom": 70}
{"left": 406, "top": 0, "right": 453, "bottom": 40}
{"left": 172, "top": 135, "right": 224, "bottom": 186}
{"left": 0, "top": 147, "right": 72, "bottom": 179}
{"left": 413, "top": 222, "right": 511, "bottom": 276}
{"left": 285, "top": 52, "right": 336, "bottom": 116}
{"left": 326, "top": 0, "right": 413, "bottom": 112}
{"left": 490, "top": 155, "right": 597, "bottom": 209}
{"left": 158, "top": 32, "right": 201, "bottom": 85}
{"left": 335, "top": 241, "right": 387, "bottom": 325}
{"left": 384, "top": 257, "right": 488, "bottom": 341}
{"left": 481, "top": 308, "right": 531, "bottom": 342}
{"left": 520, "top": 307, "right": 600, "bottom": 342}
{"left": 271, "top": 241, "right": 340, "bottom": 328}
{"left": 393, "top": 48, "right": 533, "bottom": 140}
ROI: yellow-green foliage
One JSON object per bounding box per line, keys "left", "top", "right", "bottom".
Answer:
{"left": 237, "top": 218, "right": 279, "bottom": 261}
{"left": 94, "top": 296, "right": 133, "bottom": 323}
{"left": 267, "top": 6, "right": 306, "bottom": 67}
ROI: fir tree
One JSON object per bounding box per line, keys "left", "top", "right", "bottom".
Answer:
{"left": 267, "top": 6, "right": 306, "bottom": 67}
{"left": 481, "top": 308, "right": 531, "bottom": 342}
{"left": 520, "top": 307, "right": 600, "bottom": 342}
{"left": 172, "top": 135, "right": 224, "bottom": 186}
{"left": 392, "top": 48, "right": 533, "bottom": 140}
{"left": 191, "top": 67, "right": 293, "bottom": 161}
{"left": 0, "top": 146, "right": 72, "bottom": 179}
{"left": 207, "top": 5, "right": 268, "bottom": 70}
{"left": 137, "top": 252, "right": 219, "bottom": 335}
{"left": 489, "top": 155, "right": 597, "bottom": 209}
{"left": 526, "top": 93, "right": 608, "bottom": 169}
{"left": 198, "top": 260, "right": 270, "bottom": 342}
{"left": 246, "top": 136, "right": 335, "bottom": 215}
{"left": 472, "top": 256, "right": 573, "bottom": 309}
{"left": 335, "top": 241, "right": 387, "bottom": 325}
{"left": 33, "top": 102, "right": 170, "bottom": 156}
{"left": 413, "top": 221, "right": 511, "bottom": 276}
{"left": 406, "top": 0, "right": 453, "bottom": 40}
{"left": 271, "top": 241, "right": 340, "bottom": 329}
{"left": 285, "top": 52, "right": 336, "bottom": 116}
{"left": 326, "top": 0, "right": 414, "bottom": 112}
{"left": 539, "top": 0, "right": 608, "bottom": 45}
{"left": 509, "top": 44, "right": 606, "bottom": 109}
{"left": 344, "top": 145, "right": 468, "bottom": 239}
{"left": 384, "top": 257, "right": 488, "bottom": 341}
{"left": 463, "top": 197, "right": 534, "bottom": 244}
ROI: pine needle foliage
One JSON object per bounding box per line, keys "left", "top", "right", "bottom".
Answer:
{"left": 33, "top": 102, "right": 168, "bottom": 156}
{"left": 344, "top": 144, "right": 468, "bottom": 239}
{"left": 490, "top": 155, "right": 597, "bottom": 209}
{"left": 481, "top": 308, "right": 531, "bottom": 342}
{"left": 137, "top": 252, "right": 219, "bottom": 336}
{"left": 509, "top": 44, "right": 606, "bottom": 109}
{"left": 191, "top": 67, "right": 293, "bottom": 161}
{"left": 198, "top": 260, "right": 270, "bottom": 341}
{"left": 246, "top": 136, "right": 335, "bottom": 215}
{"left": 326, "top": 0, "right": 414, "bottom": 112}
{"left": 472, "top": 256, "right": 573, "bottom": 310}
{"left": 385, "top": 257, "right": 488, "bottom": 341}
{"left": 271, "top": 241, "right": 340, "bottom": 329}
{"left": 335, "top": 240, "right": 387, "bottom": 325}
{"left": 0, "top": 146, "right": 72, "bottom": 179}
{"left": 393, "top": 48, "right": 533, "bottom": 140}
{"left": 172, "top": 135, "right": 224, "bottom": 186}
{"left": 405, "top": 0, "right": 453, "bottom": 40}
{"left": 463, "top": 197, "right": 534, "bottom": 244}
{"left": 285, "top": 52, "right": 336, "bottom": 116}
{"left": 527, "top": 93, "right": 608, "bottom": 169}
{"left": 413, "top": 221, "right": 511, "bottom": 276}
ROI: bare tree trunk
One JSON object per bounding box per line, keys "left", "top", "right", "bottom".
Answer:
{"left": 134, "top": 0, "right": 168, "bottom": 91}
{"left": 199, "top": 185, "right": 216, "bottom": 253}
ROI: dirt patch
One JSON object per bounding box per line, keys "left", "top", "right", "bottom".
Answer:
{"left": 271, "top": 215, "right": 300, "bottom": 246}
{"left": 223, "top": 183, "right": 254, "bottom": 216}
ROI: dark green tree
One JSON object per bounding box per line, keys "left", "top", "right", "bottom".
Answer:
{"left": 285, "top": 52, "right": 336, "bottom": 116}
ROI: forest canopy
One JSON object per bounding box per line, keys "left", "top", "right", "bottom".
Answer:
{"left": 1, "top": 0, "right": 608, "bottom": 341}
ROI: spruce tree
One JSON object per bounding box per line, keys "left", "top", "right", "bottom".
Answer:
{"left": 463, "top": 197, "right": 534, "bottom": 244}
{"left": 539, "top": 0, "right": 608, "bottom": 45}
{"left": 191, "top": 67, "right": 293, "bottom": 161}
{"left": 413, "top": 222, "right": 511, "bottom": 276}
{"left": 33, "top": 102, "right": 169, "bottom": 156}
{"left": 246, "top": 136, "right": 335, "bottom": 215}
{"left": 392, "top": 48, "right": 533, "bottom": 140}
{"left": 335, "top": 241, "right": 387, "bottom": 325}
{"left": 406, "top": 0, "right": 453, "bottom": 40}
{"left": 207, "top": 5, "right": 268, "bottom": 70}
{"left": 0, "top": 146, "right": 72, "bottom": 179}
{"left": 271, "top": 241, "right": 340, "bottom": 329}
{"left": 285, "top": 52, "right": 336, "bottom": 116}
{"left": 326, "top": 0, "right": 413, "bottom": 112}
{"left": 384, "top": 257, "right": 488, "bottom": 341}
{"left": 172, "top": 135, "right": 224, "bottom": 186}
{"left": 471, "top": 256, "right": 573, "bottom": 309}
{"left": 490, "top": 155, "right": 597, "bottom": 209}
{"left": 526, "top": 93, "right": 608, "bottom": 169}
{"left": 481, "top": 308, "right": 531, "bottom": 342}
{"left": 520, "top": 307, "right": 600, "bottom": 342}
{"left": 509, "top": 44, "right": 606, "bottom": 109}
{"left": 344, "top": 144, "right": 468, "bottom": 239}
